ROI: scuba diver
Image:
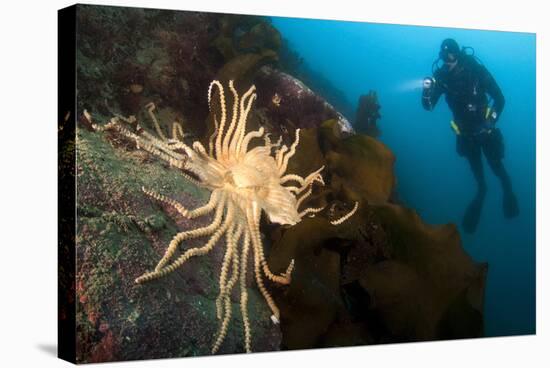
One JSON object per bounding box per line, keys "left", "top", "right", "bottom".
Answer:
{"left": 422, "top": 38, "right": 519, "bottom": 233}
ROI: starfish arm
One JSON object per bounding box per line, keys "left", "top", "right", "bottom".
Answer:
{"left": 112, "top": 113, "right": 137, "bottom": 125}
{"left": 212, "top": 253, "right": 239, "bottom": 355}
{"left": 278, "top": 129, "right": 301, "bottom": 175}
{"left": 275, "top": 145, "right": 289, "bottom": 168}
{"left": 216, "top": 223, "right": 238, "bottom": 319}
{"left": 262, "top": 133, "right": 273, "bottom": 152}
{"left": 246, "top": 205, "right": 281, "bottom": 323}
{"left": 213, "top": 223, "right": 243, "bottom": 354}
{"left": 223, "top": 242, "right": 241, "bottom": 305}
{"left": 172, "top": 122, "right": 185, "bottom": 141}
{"left": 263, "top": 243, "right": 294, "bottom": 284}
{"left": 225, "top": 224, "right": 243, "bottom": 291}
{"left": 233, "top": 86, "right": 257, "bottom": 156}
{"left": 221, "top": 80, "right": 240, "bottom": 161}
{"left": 252, "top": 238, "right": 280, "bottom": 323}
{"left": 280, "top": 174, "right": 306, "bottom": 186}
{"left": 192, "top": 141, "right": 207, "bottom": 156}
{"left": 262, "top": 133, "right": 282, "bottom": 155}
{"left": 281, "top": 166, "right": 324, "bottom": 191}
{"left": 291, "top": 169, "right": 325, "bottom": 196}
{"left": 331, "top": 201, "right": 359, "bottom": 225}
{"left": 239, "top": 230, "right": 252, "bottom": 353}
{"left": 208, "top": 80, "right": 227, "bottom": 161}
{"left": 144, "top": 103, "right": 166, "bottom": 141}
{"left": 304, "top": 166, "right": 325, "bottom": 185}
{"left": 94, "top": 117, "right": 187, "bottom": 168}
{"left": 275, "top": 135, "right": 283, "bottom": 148}
{"left": 135, "top": 204, "right": 231, "bottom": 284}
{"left": 295, "top": 184, "right": 314, "bottom": 209}
{"left": 166, "top": 141, "right": 187, "bottom": 150}
{"left": 238, "top": 127, "right": 265, "bottom": 158}
{"left": 186, "top": 192, "right": 221, "bottom": 218}
{"left": 180, "top": 171, "right": 207, "bottom": 189}
{"left": 248, "top": 204, "right": 293, "bottom": 286}
{"left": 142, "top": 187, "right": 219, "bottom": 220}
{"left": 90, "top": 116, "right": 121, "bottom": 131}
{"left": 135, "top": 194, "right": 225, "bottom": 278}
{"left": 138, "top": 142, "right": 186, "bottom": 169}
{"left": 129, "top": 128, "right": 191, "bottom": 170}
{"left": 293, "top": 171, "right": 325, "bottom": 209}
{"left": 208, "top": 116, "right": 219, "bottom": 158}
{"left": 140, "top": 130, "right": 189, "bottom": 160}
{"left": 286, "top": 186, "right": 301, "bottom": 194}
{"left": 299, "top": 205, "right": 326, "bottom": 219}
{"left": 145, "top": 102, "right": 167, "bottom": 141}
{"left": 211, "top": 290, "right": 233, "bottom": 354}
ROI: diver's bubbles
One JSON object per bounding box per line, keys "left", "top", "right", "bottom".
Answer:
{"left": 395, "top": 78, "right": 425, "bottom": 92}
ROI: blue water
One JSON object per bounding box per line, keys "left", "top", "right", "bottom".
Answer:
{"left": 271, "top": 16, "right": 536, "bottom": 337}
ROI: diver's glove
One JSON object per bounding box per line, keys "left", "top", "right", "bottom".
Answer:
{"left": 483, "top": 108, "right": 499, "bottom": 133}
{"left": 485, "top": 109, "right": 500, "bottom": 129}
{"left": 487, "top": 109, "right": 499, "bottom": 124}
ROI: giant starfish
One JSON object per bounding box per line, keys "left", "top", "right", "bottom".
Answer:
{"left": 92, "top": 80, "right": 358, "bottom": 353}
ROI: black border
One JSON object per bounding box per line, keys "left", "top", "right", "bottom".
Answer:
{"left": 58, "top": 4, "right": 77, "bottom": 364}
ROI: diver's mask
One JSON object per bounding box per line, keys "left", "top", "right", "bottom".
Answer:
{"left": 439, "top": 49, "right": 457, "bottom": 63}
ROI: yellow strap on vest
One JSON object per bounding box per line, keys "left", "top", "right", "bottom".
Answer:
{"left": 450, "top": 120, "right": 461, "bottom": 135}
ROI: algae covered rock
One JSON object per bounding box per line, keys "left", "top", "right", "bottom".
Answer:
{"left": 212, "top": 14, "right": 281, "bottom": 60}
{"left": 216, "top": 50, "right": 279, "bottom": 87}
{"left": 320, "top": 119, "right": 395, "bottom": 204}
{"left": 267, "top": 201, "right": 486, "bottom": 349}
{"left": 237, "top": 22, "right": 282, "bottom": 52}
{"left": 284, "top": 119, "right": 395, "bottom": 205}
{"left": 253, "top": 66, "right": 354, "bottom": 133}
{"left": 362, "top": 203, "right": 487, "bottom": 340}
{"left": 267, "top": 217, "right": 351, "bottom": 349}
{"left": 265, "top": 120, "right": 485, "bottom": 349}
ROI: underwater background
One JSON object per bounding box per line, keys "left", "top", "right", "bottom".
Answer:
{"left": 270, "top": 16, "right": 536, "bottom": 337}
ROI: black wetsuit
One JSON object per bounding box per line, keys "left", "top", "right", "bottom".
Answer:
{"left": 422, "top": 54, "right": 518, "bottom": 232}
{"left": 423, "top": 55, "right": 504, "bottom": 134}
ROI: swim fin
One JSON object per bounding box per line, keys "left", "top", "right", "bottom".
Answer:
{"left": 503, "top": 190, "right": 519, "bottom": 218}
{"left": 462, "top": 192, "right": 485, "bottom": 234}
